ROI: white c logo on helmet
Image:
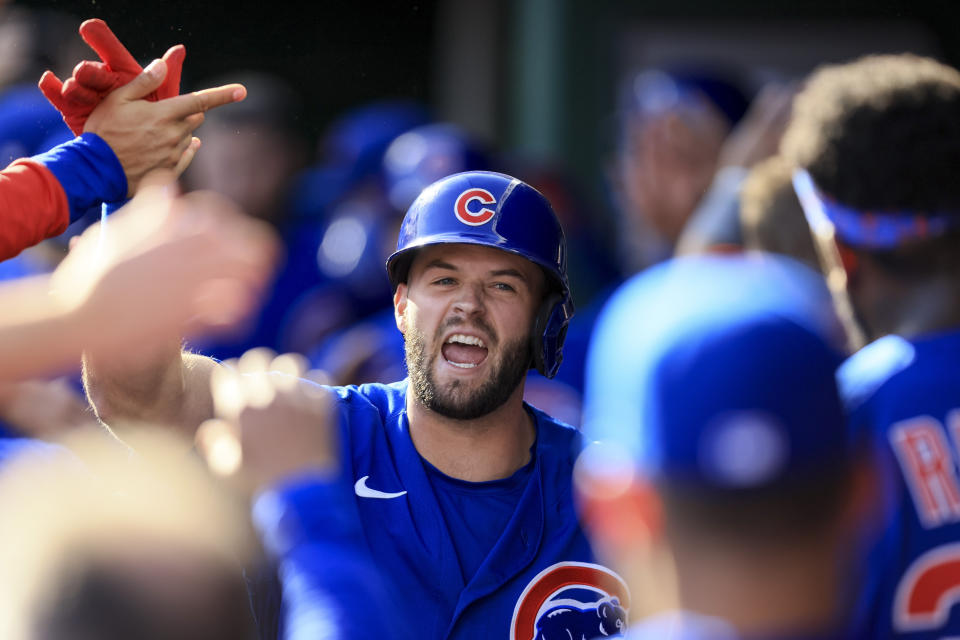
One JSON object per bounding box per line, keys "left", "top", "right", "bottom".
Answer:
{"left": 454, "top": 188, "right": 497, "bottom": 226}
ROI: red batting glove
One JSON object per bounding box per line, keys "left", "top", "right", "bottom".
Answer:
{"left": 38, "top": 19, "right": 185, "bottom": 136}
{"left": 78, "top": 19, "right": 185, "bottom": 100}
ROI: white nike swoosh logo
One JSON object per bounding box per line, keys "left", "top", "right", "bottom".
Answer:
{"left": 354, "top": 475, "right": 407, "bottom": 499}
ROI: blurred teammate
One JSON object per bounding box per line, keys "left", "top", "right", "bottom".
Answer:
{"left": 548, "top": 71, "right": 790, "bottom": 417}
{"left": 782, "top": 53, "right": 960, "bottom": 638}
{"left": 85, "top": 171, "right": 626, "bottom": 639}
{"left": 612, "top": 69, "right": 749, "bottom": 269}
{"left": 578, "top": 254, "right": 878, "bottom": 639}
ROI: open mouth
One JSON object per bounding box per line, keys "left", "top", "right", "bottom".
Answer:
{"left": 441, "top": 333, "right": 489, "bottom": 369}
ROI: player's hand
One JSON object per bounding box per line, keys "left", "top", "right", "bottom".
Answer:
{"left": 82, "top": 59, "right": 246, "bottom": 196}
{"left": 50, "top": 172, "right": 279, "bottom": 369}
{"left": 622, "top": 109, "right": 724, "bottom": 243}
{"left": 716, "top": 83, "right": 797, "bottom": 171}
{"left": 196, "top": 348, "right": 337, "bottom": 496}
{"left": 38, "top": 18, "right": 185, "bottom": 136}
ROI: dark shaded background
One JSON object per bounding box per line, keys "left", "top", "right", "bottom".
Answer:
{"left": 12, "top": 0, "right": 960, "bottom": 197}
{"left": 15, "top": 0, "right": 440, "bottom": 144}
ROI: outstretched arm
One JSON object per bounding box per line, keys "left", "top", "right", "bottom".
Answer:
{"left": 0, "top": 175, "right": 277, "bottom": 436}
{"left": 194, "top": 353, "right": 406, "bottom": 640}
{"left": 83, "top": 347, "right": 220, "bottom": 441}
{"left": 78, "top": 180, "right": 278, "bottom": 437}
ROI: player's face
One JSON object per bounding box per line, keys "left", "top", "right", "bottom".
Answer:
{"left": 394, "top": 244, "right": 545, "bottom": 420}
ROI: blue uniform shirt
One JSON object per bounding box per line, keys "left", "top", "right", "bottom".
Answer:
{"left": 841, "top": 331, "right": 960, "bottom": 638}
{"left": 255, "top": 380, "right": 628, "bottom": 640}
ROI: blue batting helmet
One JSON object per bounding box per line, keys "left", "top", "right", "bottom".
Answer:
{"left": 386, "top": 170, "right": 573, "bottom": 379}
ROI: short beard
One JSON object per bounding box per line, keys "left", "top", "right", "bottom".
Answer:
{"left": 405, "top": 324, "right": 531, "bottom": 421}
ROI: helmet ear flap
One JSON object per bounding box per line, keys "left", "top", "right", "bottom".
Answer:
{"left": 531, "top": 293, "right": 566, "bottom": 378}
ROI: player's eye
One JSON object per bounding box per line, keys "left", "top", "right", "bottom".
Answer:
{"left": 492, "top": 282, "right": 516, "bottom": 292}
{"left": 432, "top": 277, "right": 456, "bottom": 286}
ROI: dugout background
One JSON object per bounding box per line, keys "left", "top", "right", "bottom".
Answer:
{"left": 13, "top": 0, "right": 960, "bottom": 217}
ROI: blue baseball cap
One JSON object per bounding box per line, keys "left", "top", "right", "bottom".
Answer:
{"left": 382, "top": 123, "right": 491, "bottom": 212}
{"left": 580, "top": 254, "right": 848, "bottom": 489}
{"left": 621, "top": 68, "right": 750, "bottom": 128}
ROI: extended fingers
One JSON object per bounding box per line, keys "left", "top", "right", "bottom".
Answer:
{"left": 73, "top": 60, "right": 120, "bottom": 93}
{"left": 37, "top": 71, "right": 66, "bottom": 110}
{"left": 62, "top": 77, "right": 102, "bottom": 108}
{"left": 173, "top": 137, "right": 202, "bottom": 177}
{"left": 157, "top": 44, "right": 186, "bottom": 100}
{"left": 164, "top": 83, "right": 247, "bottom": 119}
{"left": 78, "top": 18, "right": 141, "bottom": 75}
{"left": 184, "top": 111, "right": 205, "bottom": 132}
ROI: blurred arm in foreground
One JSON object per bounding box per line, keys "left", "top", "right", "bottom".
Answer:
{"left": 195, "top": 350, "right": 403, "bottom": 640}
{"left": 0, "top": 173, "right": 278, "bottom": 383}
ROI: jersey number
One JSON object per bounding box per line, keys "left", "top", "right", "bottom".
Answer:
{"left": 894, "top": 543, "right": 960, "bottom": 632}
{"left": 889, "top": 412, "right": 960, "bottom": 631}
{"left": 889, "top": 412, "right": 960, "bottom": 528}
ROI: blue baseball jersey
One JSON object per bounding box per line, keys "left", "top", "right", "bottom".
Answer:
{"left": 840, "top": 331, "right": 960, "bottom": 638}
{"left": 254, "top": 380, "right": 628, "bottom": 640}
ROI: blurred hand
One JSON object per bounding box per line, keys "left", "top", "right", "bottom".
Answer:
{"left": 620, "top": 107, "right": 728, "bottom": 244}
{"left": 38, "top": 18, "right": 185, "bottom": 136}
{"left": 196, "top": 349, "right": 337, "bottom": 495}
{"left": 716, "top": 83, "right": 797, "bottom": 171}
{"left": 50, "top": 173, "right": 279, "bottom": 368}
{"left": 82, "top": 60, "right": 246, "bottom": 195}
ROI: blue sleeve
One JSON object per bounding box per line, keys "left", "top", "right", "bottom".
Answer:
{"left": 31, "top": 133, "right": 127, "bottom": 224}
{"left": 102, "top": 199, "right": 130, "bottom": 217}
{"left": 253, "top": 474, "right": 408, "bottom": 640}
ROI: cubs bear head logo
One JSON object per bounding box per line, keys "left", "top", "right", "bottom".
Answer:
{"left": 511, "top": 562, "right": 630, "bottom": 640}
{"left": 454, "top": 188, "right": 497, "bottom": 226}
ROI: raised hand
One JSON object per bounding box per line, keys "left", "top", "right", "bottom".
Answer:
{"left": 81, "top": 59, "right": 246, "bottom": 194}
{"left": 39, "top": 19, "right": 186, "bottom": 135}
{"left": 51, "top": 172, "right": 278, "bottom": 369}
{"left": 196, "top": 349, "right": 337, "bottom": 495}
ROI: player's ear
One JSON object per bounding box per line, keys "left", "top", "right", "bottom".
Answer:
{"left": 837, "top": 450, "right": 884, "bottom": 542}
{"left": 835, "top": 240, "right": 861, "bottom": 280}
{"left": 575, "top": 470, "right": 663, "bottom": 552}
{"left": 393, "top": 284, "right": 408, "bottom": 334}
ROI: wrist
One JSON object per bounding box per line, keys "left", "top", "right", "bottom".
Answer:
{"left": 31, "top": 134, "right": 128, "bottom": 221}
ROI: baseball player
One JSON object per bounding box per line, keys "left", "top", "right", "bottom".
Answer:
{"left": 782, "top": 54, "right": 960, "bottom": 638}
{"left": 578, "top": 253, "right": 878, "bottom": 639}
{"left": 85, "top": 171, "right": 627, "bottom": 640}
